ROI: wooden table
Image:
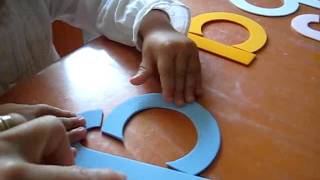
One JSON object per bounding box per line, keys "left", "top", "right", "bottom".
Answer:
{"left": 1, "top": 1, "right": 319, "bottom": 179}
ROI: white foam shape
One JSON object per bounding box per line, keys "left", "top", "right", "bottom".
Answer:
{"left": 291, "top": 14, "right": 320, "bottom": 41}
{"left": 229, "top": 0, "right": 320, "bottom": 17}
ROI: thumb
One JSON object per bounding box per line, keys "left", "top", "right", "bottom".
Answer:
{"left": 130, "top": 57, "right": 153, "bottom": 85}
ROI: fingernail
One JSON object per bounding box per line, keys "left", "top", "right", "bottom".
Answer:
{"left": 100, "top": 170, "right": 127, "bottom": 180}
{"left": 131, "top": 73, "right": 139, "bottom": 79}
{"left": 176, "top": 99, "right": 184, "bottom": 106}
{"left": 69, "top": 112, "right": 77, "bottom": 116}
{"left": 77, "top": 117, "right": 85, "bottom": 123}
{"left": 77, "top": 127, "right": 87, "bottom": 132}
{"left": 116, "top": 173, "right": 127, "bottom": 180}
{"left": 187, "top": 96, "right": 195, "bottom": 103}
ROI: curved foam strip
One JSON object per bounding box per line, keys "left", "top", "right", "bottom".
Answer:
{"left": 101, "top": 93, "right": 221, "bottom": 175}
{"left": 78, "top": 109, "right": 103, "bottom": 129}
{"left": 229, "top": 0, "right": 320, "bottom": 17}
{"left": 291, "top": 14, "right": 320, "bottom": 41}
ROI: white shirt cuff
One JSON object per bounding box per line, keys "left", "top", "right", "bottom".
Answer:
{"left": 133, "top": 1, "right": 191, "bottom": 50}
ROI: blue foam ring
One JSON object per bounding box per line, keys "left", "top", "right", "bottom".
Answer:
{"left": 229, "top": 0, "right": 320, "bottom": 17}
{"left": 78, "top": 109, "right": 104, "bottom": 129}
{"left": 101, "top": 93, "right": 221, "bottom": 175}
{"left": 75, "top": 143, "right": 208, "bottom": 180}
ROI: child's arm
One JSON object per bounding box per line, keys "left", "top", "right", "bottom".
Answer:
{"left": 131, "top": 10, "right": 202, "bottom": 105}
{"left": 46, "top": 0, "right": 202, "bottom": 105}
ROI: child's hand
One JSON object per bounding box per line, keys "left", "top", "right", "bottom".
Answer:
{"left": 131, "top": 11, "right": 202, "bottom": 106}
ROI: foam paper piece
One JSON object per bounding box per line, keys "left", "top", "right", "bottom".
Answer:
{"left": 75, "top": 143, "right": 207, "bottom": 180}
{"left": 188, "top": 33, "right": 255, "bottom": 65}
{"left": 78, "top": 109, "right": 103, "bottom": 129}
{"left": 230, "top": 0, "right": 320, "bottom": 17}
{"left": 291, "top": 14, "right": 320, "bottom": 41}
{"left": 102, "top": 93, "right": 221, "bottom": 175}
{"left": 188, "top": 12, "right": 267, "bottom": 65}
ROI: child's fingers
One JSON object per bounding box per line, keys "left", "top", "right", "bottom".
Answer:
{"left": 174, "top": 52, "right": 189, "bottom": 106}
{"left": 195, "top": 68, "right": 203, "bottom": 97}
{"left": 157, "top": 54, "right": 175, "bottom": 103}
{"left": 191, "top": 51, "right": 203, "bottom": 98}
{"left": 185, "top": 53, "right": 201, "bottom": 103}
{"left": 130, "top": 55, "right": 154, "bottom": 85}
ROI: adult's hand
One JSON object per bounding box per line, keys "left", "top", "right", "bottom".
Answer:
{"left": 0, "top": 103, "right": 87, "bottom": 142}
{"left": 0, "top": 112, "right": 86, "bottom": 143}
{"left": 0, "top": 116, "right": 126, "bottom": 180}
{"left": 0, "top": 103, "right": 76, "bottom": 120}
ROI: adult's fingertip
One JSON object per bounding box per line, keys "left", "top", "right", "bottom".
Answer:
{"left": 71, "top": 147, "right": 77, "bottom": 158}
{"left": 69, "top": 112, "right": 77, "bottom": 117}
{"left": 95, "top": 169, "right": 127, "bottom": 180}
{"left": 113, "top": 172, "right": 127, "bottom": 180}
{"left": 68, "top": 127, "right": 87, "bottom": 143}
{"left": 76, "top": 117, "right": 86, "bottom": 126}
{"left": 62, "top": 111, "right": 76, "bottom": 118}
{"left": 76, "top": 127, "right": 87, "bottom": 133}
{"left": 119, "top": 174, "right": 127, "bottom": 180}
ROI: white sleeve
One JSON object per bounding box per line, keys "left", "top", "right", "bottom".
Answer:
{"left": 46, "top": 0, "right": 191, "bottom": 49}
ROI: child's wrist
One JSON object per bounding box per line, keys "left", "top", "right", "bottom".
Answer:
{"left": 139, "top": 10, "right": 175, "bottom": 40}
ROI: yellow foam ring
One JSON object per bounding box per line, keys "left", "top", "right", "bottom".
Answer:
{"left": 189, "top": 12, "right": 267, "bottom": 53}
{"left": 188, "top": 33, "right": 256, "bottom": 65}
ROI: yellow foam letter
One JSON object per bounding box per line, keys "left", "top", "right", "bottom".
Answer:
{"left": 188, "top": 12, "right": 267, "bottom": 65}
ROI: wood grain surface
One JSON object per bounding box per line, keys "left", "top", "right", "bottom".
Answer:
{"left": 1, "top": 1, "right": 319, "bottom": 179}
